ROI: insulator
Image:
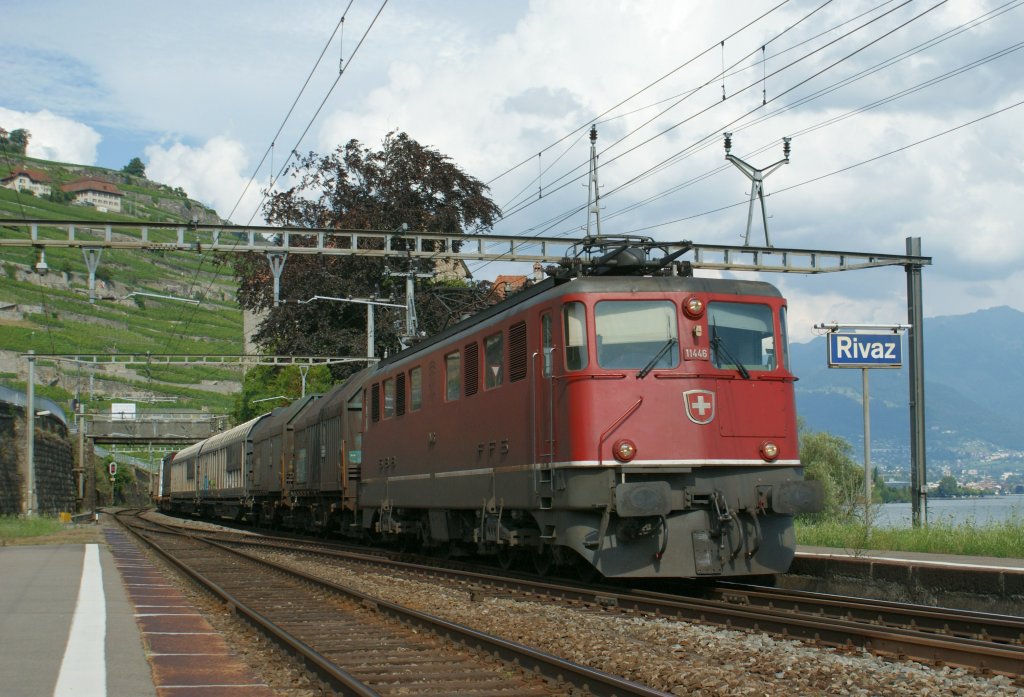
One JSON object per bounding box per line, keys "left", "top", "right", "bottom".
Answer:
{"left": 723, "top": 132, "right": 732, "bottom": 154}
{"left": 783, "top": 137, "right": 791, "bottom": 159}
{"left": 590, "top": 125, "right": 597, "bottom": 143}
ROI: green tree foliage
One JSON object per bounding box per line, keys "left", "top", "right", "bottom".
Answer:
{"left": 873, "top": 468, "right": 911, "bottom": 503}
{"left": 122, "top": 157, "right": 146, "bottom": 178}
{"left": 231, "top": 364, "right": 334, "bottom": 422}
{"left": 799, "top": 426, "right": 864, "bottom": 522}
{"left": 233, "top": 131, "right": 502, "bottom": 383}
{"left": 936, "top": 475, "right": 960, "bottom": 498}
{"left": 97, "top": 455, "right": 137, "bottom": 506}
{"left": 0, "top": 127, "right": 31, "bottom": 155}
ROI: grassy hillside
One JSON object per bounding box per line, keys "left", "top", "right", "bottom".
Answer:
{"left": 0, "top": 155, "right": 244, "bottom": 415}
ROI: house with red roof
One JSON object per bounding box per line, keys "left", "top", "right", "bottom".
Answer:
{"left": 61, "top": 178, "right": 124, "bottom": 213}
{"left": 1, "top": 169, "right": 52, "bottom": 197}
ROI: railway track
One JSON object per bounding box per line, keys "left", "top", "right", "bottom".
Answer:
{"left": 114, "top": 510, "right": 671, "bottom": 696}
{"left": 146, "top": 514, "right": 1024, "bottom": 677}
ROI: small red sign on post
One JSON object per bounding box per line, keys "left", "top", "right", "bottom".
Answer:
{"left": 108, "top": 461, "right": 117, "bottom": 476}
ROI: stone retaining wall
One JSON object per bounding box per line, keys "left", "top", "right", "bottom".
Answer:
{"left": 0, "top": 401, "right": 77, "bottom": 516}
{"left": 0, "top": 403, "right": 20, "bottom": 513}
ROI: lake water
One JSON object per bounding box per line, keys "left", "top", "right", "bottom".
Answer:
{"left": 872, "top": 494, "right": 1024, "bottom": 528}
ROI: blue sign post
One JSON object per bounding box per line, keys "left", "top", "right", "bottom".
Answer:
{"left": 827, "top": 333, "right": 903, "bottom": 368}
{"left": 818, "top": 326, "right": 907, "bottom": 511}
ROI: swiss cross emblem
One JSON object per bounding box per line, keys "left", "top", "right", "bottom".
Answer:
{"left": 683, "top": 389, "right": 715, "bottom": 425}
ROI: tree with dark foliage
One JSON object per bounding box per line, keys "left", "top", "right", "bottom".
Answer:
{"left": 233, "top": 132, "right": 501, "bottom": 380}
{"left": 0, "top": 127, "right": 31, "bottom": 155}
{"left": 122, "top": 157, "right": 146, "bottom": 178}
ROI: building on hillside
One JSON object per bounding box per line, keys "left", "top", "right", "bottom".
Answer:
{"left": 483, "top": 264, "right": 545, "bottom": 305}
{"left": 61, "top": 178, "right": 124, "bottom": 213}
{"left": 485, "top": 274, "right": 530, "bottom": 304}
{"left": 1, "top": 169, "right": 52, "bottom": 197}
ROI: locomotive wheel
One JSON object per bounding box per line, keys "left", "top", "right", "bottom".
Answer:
{"left": 532, "top": 546, "right": 554, "bottom": 576}
{"left": 496, "top": 546, "right": 517, "bottom": 571}
{"left": 574, "top": 552, "right": 601, "bottom": 583}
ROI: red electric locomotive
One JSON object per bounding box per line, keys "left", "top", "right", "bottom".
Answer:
{"left": 357, "top": 237, "right": 821, "bottom": 578}
{"left": 162, "top": 236, "right": 821, "bottom": 580}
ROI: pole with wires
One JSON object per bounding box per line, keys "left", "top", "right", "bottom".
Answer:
{"left": 723, "top": 133, "right": 791, "bottom": 247}
{"left": 586, "top": 125, "right": 602, "bottom": 237}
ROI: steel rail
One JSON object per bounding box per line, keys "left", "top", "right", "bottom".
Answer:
{"left": 201, "top": 536, "right": 673, "bottom": 697}
{"left": 117, "top": 512, "right": 671, "bottom": 697}
{"left": 709, "top": 581, "right": 1024, "bottom": 646}
{"left": 114, "top": 513, "right": 377, "bottom": 696}
{"left": 206, "top": 530, "right": 1024, "bottom": 676}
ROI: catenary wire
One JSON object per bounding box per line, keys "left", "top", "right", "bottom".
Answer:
{"left": 224, "top": 3, "right": 354, "bottom": 224}
{"left": 470, "top": 0, "right": 980, "bottom": 275}
{"left": 163, "top": 0, "right": 389, "bottom": 358}
{"left": 499, "top": 0, "right": 927, "bottom": 226}
{"left": 613, "top": 99, "right": 1024, "bottom": 236}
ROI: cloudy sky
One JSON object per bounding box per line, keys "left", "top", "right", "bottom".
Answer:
{"left": 2, "top": 0, "right": 1022, "bottom": 341}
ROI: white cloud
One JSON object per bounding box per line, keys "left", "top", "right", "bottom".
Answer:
{"left": 0, "top": 107, "right": 100, "bottom": 164}
{"left": 144, "top": 137, "right": 265, "bottom": 224}
{"left": 4, "top": 0, "right": 1024, "bottom": 326}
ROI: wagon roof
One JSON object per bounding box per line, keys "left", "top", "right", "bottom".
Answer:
{"left": 251, "top": 393, "right": 319, "bottom": 444}
{"left": 291, "top": 366, "right": 373, "bottom": 431}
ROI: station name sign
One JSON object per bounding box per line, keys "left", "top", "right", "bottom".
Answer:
{"left": 827, "top": 333, "right": 902, "bottom": 368}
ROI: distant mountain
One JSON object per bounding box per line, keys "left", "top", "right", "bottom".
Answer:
{"left": 791, "top": 306, "right": 1024, "bottom": 476}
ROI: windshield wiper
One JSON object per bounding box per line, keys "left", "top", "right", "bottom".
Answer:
{"left": 637, "top": 338, "right": 677, "bottom": 379}
{"left": 711, "top": 330, "right": 750, "bottom": 380}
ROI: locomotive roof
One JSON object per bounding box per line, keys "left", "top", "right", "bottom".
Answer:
{"left": 378, "top": 273, "right": 781, "bottom": 369}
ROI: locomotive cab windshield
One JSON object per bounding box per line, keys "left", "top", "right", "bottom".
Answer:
{"left": 595, "top": 300, "right": 679, "bottom": 370}
{"left": 708, "top": 301, "right": 785, "bottom": 375}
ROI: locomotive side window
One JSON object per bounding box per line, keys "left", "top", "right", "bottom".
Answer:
{"left": 370, "top": 382, "right": 380, "bottom": 422}
{"left": 383, "top": 378, "right": 395, "bottom": 418}
{"left": 707, "top": 302, "right": 776, "bottom": 373}
{"left": 563, "top": 302, "right": 588, "bottom": 370}
{"left": 410, "top": 366, "right": 422, "bottom": 411}
{"left": 779, "top": 306, "right": 791, "bottom": 372}
{"left": 595, "top": 300, "right": 679, "bottom": 370}
{"left": 541, "top": 313, "right": 553, "bottom": 377}
{"left": 445, "top": 352, "right": 460, "bottom": 401}
{"left": 484, "top": 332, "right": 503, "bottom": 389}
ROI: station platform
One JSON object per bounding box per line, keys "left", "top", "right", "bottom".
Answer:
{"left": 0, "top": 526, "right": 273, "bottom": 697}
{"left": 796, "top": 545, "right": 1024, "bottom": 573}
{"left": 791, "top": 545, "right": 1024, "bottom": 613}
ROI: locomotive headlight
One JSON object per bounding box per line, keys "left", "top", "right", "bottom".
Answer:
{"left": 613, "top": 439, "right": 638, "bottom": 462}
{"left": 683, "top": 296, "right": 704, "bottom": 319}
{"left": 760, "top": 441, "right": 780, "bottom": 462}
